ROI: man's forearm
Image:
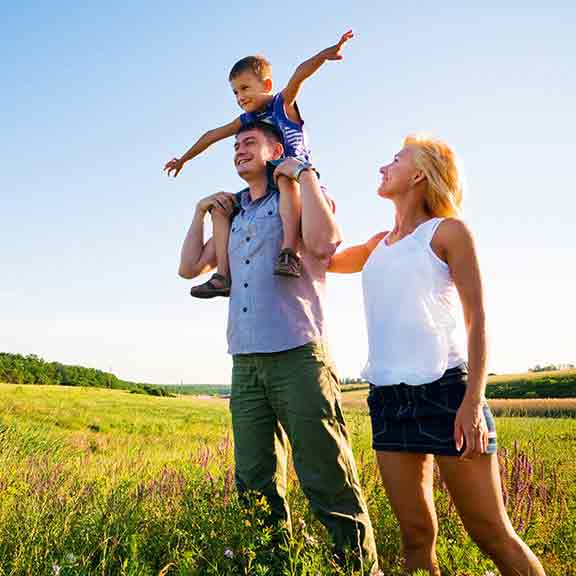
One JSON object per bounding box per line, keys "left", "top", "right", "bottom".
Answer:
{"left": 299, "top": 171, "right": 342, "bottom": 259}
{"left": 178, "top": 208, "right": 213, "bottom": 278}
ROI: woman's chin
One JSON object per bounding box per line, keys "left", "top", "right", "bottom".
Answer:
{"left": 377, "top": 185, "right": 390, "bottom": 198}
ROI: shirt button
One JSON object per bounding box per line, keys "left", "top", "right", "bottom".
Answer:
{"left": 243, "top": 283, "right": 248, "bottom": 288}
{"left": 246, "top": 237, "right": 250, "bottom": 242}
{"left": 245, "top": 259, "right": 250, "bottom": 264}
{"left": 268, "top": 210, "right": 273, "bottom": 215}
{"left": 242, "top": 307, "right": 247, "bottom": 312}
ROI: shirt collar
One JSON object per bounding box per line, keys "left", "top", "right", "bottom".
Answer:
{"left": 238, "top": 184, "right": 277, "bottom": 210}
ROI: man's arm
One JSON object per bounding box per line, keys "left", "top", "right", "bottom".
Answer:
{"left": 165, "top": 117, "right": 242, "bottom": 177}
{"left": 178, "top": 193, "right": 237, "bottom": 278}
{"left": 274, "top": 158, "right": 341, "bottom": 259}
{"left": 281, "top": 30, "right": 353, "bottom": 122}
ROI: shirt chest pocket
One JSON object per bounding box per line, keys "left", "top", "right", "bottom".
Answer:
{"left": 254, "top": 203, "right": 282, "bottom": 236}
{"left": 229, "top": 206, "right": 282, "bottom": 256}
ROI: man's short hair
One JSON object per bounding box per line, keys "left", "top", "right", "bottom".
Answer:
{"left": 229, "top": 55, "right": 272, "bottom": 82}
{"left": 236, "top": 121, "right": 284, "bottom": 146}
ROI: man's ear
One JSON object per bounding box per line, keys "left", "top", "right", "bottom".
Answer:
{"left": 272, "top": 141, "right": 284, "bottom": 160}
{"left": 263, "top": 77, "right": 273, "bottom": 93}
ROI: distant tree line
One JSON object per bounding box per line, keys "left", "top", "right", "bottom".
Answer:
{"left": 0, "top": 353, "right": 174, "bottom": 397}
{"left": 529, "top": 363, "right": 575, "bottom": 373}
{"left": 341, "top": 377, "right": 365, "bottom": 386}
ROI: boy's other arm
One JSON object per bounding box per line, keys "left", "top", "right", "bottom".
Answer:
{"left": 281, "top": 30, "right": 353, "bottom": 122}
{"left": 178, "top": 192, "right": 237, "bottom": 278}
{"left": 328, "top": 232, "right": 387, "bottom": 273}
{"left": 164, "top": 117, "right": 242, "bottom": 177}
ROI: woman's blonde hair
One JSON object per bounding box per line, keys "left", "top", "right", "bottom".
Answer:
{"left": 403, "top": 134, "right": 463, "bottom": 217}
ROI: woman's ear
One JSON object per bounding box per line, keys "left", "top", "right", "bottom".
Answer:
{"left": 413, "top": 169, "right": 426, "bottom": 185}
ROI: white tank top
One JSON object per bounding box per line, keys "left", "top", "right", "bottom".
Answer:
{"left": 361, "top": 217, "right": 467, "bottom": 386}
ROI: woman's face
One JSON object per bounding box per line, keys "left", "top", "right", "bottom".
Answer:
{"left": 377, "top": 146, "right": 418, "bottom": 199}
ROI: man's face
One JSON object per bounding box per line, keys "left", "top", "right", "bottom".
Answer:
{"left": 234, "top": 129, "right": 280, "bottom": 179}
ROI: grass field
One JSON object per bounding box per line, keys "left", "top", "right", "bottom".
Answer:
{"left": 1, "top": 383, "right": 575, "bottom": 575}
{"left": 165, "top": 368, "right": 576, "bottom": 400}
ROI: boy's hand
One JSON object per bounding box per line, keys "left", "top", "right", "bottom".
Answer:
{"left": 321, "top": 30, "right": 354, "bottom": 61}
{"left": 273, "top": 158, "right": 303, "bottom": 184}
{"left": 197, "top": 192, "right": 238, "bottom": 217}
{"left": 164, "top": 157, "right": 184, "bottom": 178}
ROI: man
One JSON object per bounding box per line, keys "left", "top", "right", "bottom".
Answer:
{"left": 178, "top": 121, "right": 378, "bottom": 572}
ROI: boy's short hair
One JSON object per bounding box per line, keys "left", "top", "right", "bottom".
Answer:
{"left": 237, "top": 121, "right": 283, "bottom": 146}
{"left": 229, "top": 55, "right": 272, "bottom": 82}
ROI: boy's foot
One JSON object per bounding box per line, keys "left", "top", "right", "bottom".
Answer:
{"left": 190, "top": 273, "right": 231, "bottom": 298}
{"left": 273, "top": 249, "right": 301, "bottom": 278}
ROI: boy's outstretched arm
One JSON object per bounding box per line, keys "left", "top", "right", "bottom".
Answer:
{"left": 164, "top": 117, "right": 242, "bottom": 177}
{"left": 281, "top": 30, "right": 353, "bottom": 119}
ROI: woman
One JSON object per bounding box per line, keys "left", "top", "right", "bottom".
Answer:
{"left": 329, "top": 135, "right": 545, "bottom": 575}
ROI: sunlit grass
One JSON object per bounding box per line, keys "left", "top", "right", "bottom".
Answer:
{"left": 0, "top": 383, "right": 574, "bottom": 575}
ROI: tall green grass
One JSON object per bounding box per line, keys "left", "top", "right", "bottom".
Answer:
{"left": 0, "top": 384, "right": 575, "bottom": 575}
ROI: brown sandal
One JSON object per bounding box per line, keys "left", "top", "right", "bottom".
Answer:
{"left": 190, "top": 273, "right": 231, "bottom": 298}
{"left": 273, "top": 248, "right": 301, "bottom": 278}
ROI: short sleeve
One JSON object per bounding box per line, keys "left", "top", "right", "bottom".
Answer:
{"left": 239, "top": 111, "right": 256, "bottom": 127}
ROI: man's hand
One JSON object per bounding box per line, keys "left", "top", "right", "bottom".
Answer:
{"left": 454, "top": 396, "right": 489, "bottom": 460}
{"left": 197, "top": 192, "right": 238, "bottom": 217}
{"left": 320, "top": 30, "right": 354, "bottom": 61}
{"left": 164, "top": 157, "right": 185, "bottom": 178}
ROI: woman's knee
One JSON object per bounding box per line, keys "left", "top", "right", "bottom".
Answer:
{"left": 467, "top": 518, "right": 519, "bottom": 557}
{"left": 400, "top": 517, "right": 438, "bottom": 553}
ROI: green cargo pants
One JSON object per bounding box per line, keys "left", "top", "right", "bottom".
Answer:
{"left": 230, "top": 341, "right": 378, "bottom": 572}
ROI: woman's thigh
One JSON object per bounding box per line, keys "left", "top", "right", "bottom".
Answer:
{"left": 436, "top": 453, "right": 514, "bottom": 541}
{"left": 375, "top": 451, "right": 438, "bottom": 540}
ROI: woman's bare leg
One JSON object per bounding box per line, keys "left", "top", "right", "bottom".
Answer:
{"left": 437, "top": 454, "right": 546, "bottom": 576}
{"left": 376, "top": 452, "right": 441, "bottom": 575}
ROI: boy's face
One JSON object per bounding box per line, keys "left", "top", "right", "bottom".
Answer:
{"left": 230, "top": 71, "right": 273, "bottom": 113}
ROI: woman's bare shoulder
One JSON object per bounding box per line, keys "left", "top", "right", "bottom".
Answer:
{"left": 366, "top": 230, "right": 389, "bottom": 252}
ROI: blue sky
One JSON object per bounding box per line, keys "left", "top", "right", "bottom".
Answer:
{"left": 1, "top": 1, "right": 575, "bottom": 384}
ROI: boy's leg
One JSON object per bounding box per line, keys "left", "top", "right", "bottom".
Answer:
{"left": 212, "top": 207, "right": 231, "bottom": 279}
{"left": 190, "top": 208, "right": 231, "bottom": 298}
{"left": 277, "top": 176, "right": 301, "bottom": 253}
{"left": 274, "top": 176, "right": 302, "bottom": 278}
{"left": 264, "top": 342, "right": 379, "bottom": 574}
{"left": 230, "top": 354, "right": 292, "bottom": 531}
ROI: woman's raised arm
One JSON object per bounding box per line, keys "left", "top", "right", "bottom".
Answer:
{"left": 328, "top": 231, "right": 388, "bottom": 273}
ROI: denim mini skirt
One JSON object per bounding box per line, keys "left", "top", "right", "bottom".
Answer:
{"left": 366, "top": 364, "right": 497, "bottom": 456}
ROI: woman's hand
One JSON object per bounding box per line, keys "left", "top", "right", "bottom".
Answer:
{"left": 454, "top": 396, "right": 489, "bottom": 459}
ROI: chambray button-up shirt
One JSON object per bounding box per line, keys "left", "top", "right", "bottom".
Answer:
{"left": 227, "top": 185, "right": 330, "bottom": 355}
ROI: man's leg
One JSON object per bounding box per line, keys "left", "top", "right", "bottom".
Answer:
{"left": 230, "top": 354, "right": 291, "bottom": 530}
{"left": 265, "top": 342, "right": 378, "bottom": 573}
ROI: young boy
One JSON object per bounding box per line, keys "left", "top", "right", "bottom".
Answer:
{"left": 164, "top": 30, "right": 353, "bottom": 298}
